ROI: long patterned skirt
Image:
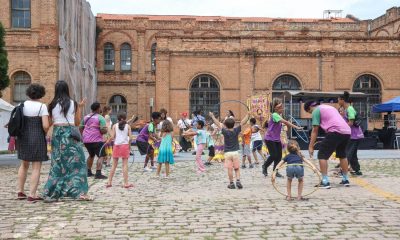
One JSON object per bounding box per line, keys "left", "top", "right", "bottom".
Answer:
{"left": 42, "top": 126, "right": 88, "bottom": 199}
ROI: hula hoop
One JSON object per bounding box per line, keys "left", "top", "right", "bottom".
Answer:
{"left": 98, "top": 142, "right": 108, "bottom": 157}
{"left": 213, "top": 100, "right": 250, "bottom": 112}
{"left": 288, "top": 115, "right": 309, "bottom": 143}
{"left": 271, "top": 163, "right": 322, "bottom": 197}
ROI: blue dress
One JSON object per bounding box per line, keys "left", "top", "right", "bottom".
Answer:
{"left": 157, "top": 133, "right": 175, "bottom": 164}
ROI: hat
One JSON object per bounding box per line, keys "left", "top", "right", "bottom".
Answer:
{"left": 181, "top": 112, "right": 188, "bottom": 117}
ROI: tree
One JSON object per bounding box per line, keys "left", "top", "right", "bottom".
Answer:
{"left": 0, "top": 21, "right": 10, "bottom": 97}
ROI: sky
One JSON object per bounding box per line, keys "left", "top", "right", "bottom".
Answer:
{"left": 87, "top": 0, "right": 399, "bottom": 20}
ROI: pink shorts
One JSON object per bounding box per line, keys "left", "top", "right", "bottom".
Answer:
{"left": 112, "top": 144, "right": 130, "bottom": 159}
{"left": 224, "top": 151, "right": 240, "bottom": 169}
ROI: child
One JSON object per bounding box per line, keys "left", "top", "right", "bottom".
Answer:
{"left": 241, "top": 124, "right": 253, "bottom": 168}
{"left": 136, "top": 112, "right": 162, "bottom": 172}
{"left": 249, "top": 118, "right": 265, "bottom": 164}
{"left": 106, "top": 112, "right": 134, "bottom": 188}
{"left": 212, "top": 122, "right": 225, "bottom": 162}
{"left": 183, "top": 120, "right": 206, "bottom": 174}
{"left": 157, "top": 120, "right": 175, "bottom": 178}
{"left": 275, "top": 140, "right": 317, "bottom": 201}
{"left": 102, "top": 106, "right": 113, "bottom": 167}
{"left": 209, "top": 112, "right": 250, "bottom": 189}
{"left": 205, "top": 124, "right": 215, "bottom": 166}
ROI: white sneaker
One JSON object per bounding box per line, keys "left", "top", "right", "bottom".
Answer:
{"left": 151, "top": 166, "right": 157, "bottom": 170}
{"left": 143, "top": 167, "right": 152, "bottom": 172}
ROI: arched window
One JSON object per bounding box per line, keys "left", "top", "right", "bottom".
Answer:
{"left": 120, "top": 43, "right": 131, "bottom": 71}
{"left": 190, "top": 75, "right": 220, "bottom": 117}
{"left": 272, "top": 74, "right": 302, "bottom": 117}
{"left": 11, "top": 0, "right": 31, "bottom": 28}
{"left": 109, "top": 95, "right": 127, "bottom": 123}
{"left": 352, "top": 74, "right": 382, "bottom": 119}
{"left": 13, "top": 71, "right": 31, "bottom": 102}
{"left": 151, "top": 43, "right": 157, "bottom": 73}
{"left": 104, "top": 43, "right": 115, "bottom": 71}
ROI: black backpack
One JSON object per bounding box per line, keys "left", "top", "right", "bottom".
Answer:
{"left": 8, "top": 102, "right": 25, "bottom": 137}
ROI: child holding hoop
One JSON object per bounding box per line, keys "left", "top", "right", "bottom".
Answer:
{"left": 209, "top": 112, "right": 251, "bottom": 189}
{"left": 106, "top": 112, "right": 134, "bottom": 189}
{"left": 274, "top": 140, "right": 317, "bottom": 201}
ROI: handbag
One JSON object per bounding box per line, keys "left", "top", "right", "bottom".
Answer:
{"left": 65, "top": 116, "right": 82, "bottom": 142}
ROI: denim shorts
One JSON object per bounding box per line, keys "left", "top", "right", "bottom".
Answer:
{"left": 286, "top": 165, "right": 304, "bottom": 179}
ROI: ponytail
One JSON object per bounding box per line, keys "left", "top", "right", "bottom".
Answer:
{"left": 117, "top": 112, "right": 127, "bottom": 131}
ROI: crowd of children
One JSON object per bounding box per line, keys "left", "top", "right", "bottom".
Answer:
{"left": 21, "top": 95, "right": 360, "bottom": 202}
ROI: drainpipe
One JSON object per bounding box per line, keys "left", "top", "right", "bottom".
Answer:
{"left": 318, "top": 52, "right": 322, "bottom": 91}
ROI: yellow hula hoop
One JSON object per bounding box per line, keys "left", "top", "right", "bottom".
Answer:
{"left": 271, "top": 163, "right": 322, "bottom": 197}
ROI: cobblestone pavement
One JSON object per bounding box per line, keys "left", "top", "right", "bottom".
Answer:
{"left": 1, "top": 157, "right": 400, "bottom": 239}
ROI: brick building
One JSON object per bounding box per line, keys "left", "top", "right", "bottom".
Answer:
{"left": 96, "top": 7, "right": 400, "bottom": 126}
{"left": 0, "top": 0, "right": 96, "bottom": 113}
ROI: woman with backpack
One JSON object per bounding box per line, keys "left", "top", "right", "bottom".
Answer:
{"left": 16, "top": 84, "right": 50, "bottom": 202}
{"left": 42, "top": 80, "right": 92, "bottom": 202}
{"left": 338, "top": 91, "right": 364, "bottom": 176}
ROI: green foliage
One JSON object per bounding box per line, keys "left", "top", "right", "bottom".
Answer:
{"left": 0, "top": 21, "right": 10, "bottom": 92}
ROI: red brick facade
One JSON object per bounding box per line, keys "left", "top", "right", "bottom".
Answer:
{"left": 96, "top": 8, "right": 400, "bottom": 124}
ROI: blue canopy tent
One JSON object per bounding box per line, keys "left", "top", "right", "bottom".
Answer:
{"left": 372, "top": 96, "right": 400, "bottom": 113}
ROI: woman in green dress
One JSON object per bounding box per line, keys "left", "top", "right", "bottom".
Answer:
{"left": 42, "top": 80, "right": 91, "bottom": 201}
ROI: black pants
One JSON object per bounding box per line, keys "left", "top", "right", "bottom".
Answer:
{"left": 347, "top": 139, "right": 361, "bottom": 172}
{"left": 179, "top": 136, "right": 192, "bottom": 151}
{"left": 262, "top": 140, "right": 282, "bottom": 174}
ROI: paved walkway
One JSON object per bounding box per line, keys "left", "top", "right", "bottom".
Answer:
{"left": 0, "top": 155, "right": 400, "bottom": 239}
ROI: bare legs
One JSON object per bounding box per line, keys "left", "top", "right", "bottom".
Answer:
{"left": 286, "top": 178, "right": 304, "bottom": 200}
{"left": 107, "top": 158, "right": 131, "bottom": 187}
{"left": 157, "top": 163, "right": 170, "bottom": 177}
{"left": 18, "top": 160, "right": 42, "bottom": 198}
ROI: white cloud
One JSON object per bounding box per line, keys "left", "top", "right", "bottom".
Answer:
{"left": 87, "top": 0, "right": 399, "bottom": 19}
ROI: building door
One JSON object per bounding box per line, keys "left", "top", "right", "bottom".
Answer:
{"left": 109, "top": 95, "right": 127, "bottom": 123}
{"left": 190, "top": 74, "right": 220, "bottom": 118}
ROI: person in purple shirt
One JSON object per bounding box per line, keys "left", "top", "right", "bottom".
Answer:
{"left": 262, "top": 99, "right": 302, "bottom": 177}
{"left": 305, "top": 100, "right": 351, "bottom": 189}
{"left": 136, "top": 112, "right": 162, "bottom": 172}
{"left": 338, "top": 91, "right": 364, "bottom": 176}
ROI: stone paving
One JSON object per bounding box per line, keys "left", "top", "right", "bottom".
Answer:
{"left": 0, "top": 156, "right": 400, "bottom": 239}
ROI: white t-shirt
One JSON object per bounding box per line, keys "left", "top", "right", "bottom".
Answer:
{"left": 177, "top": 118, "right": 191, "bottom": 130}
{"left": 157, "top": 117, "right": 174, "bottom": 130}
{"left": 23, "top": 100, "right": 49, "bottom": 117}
{"left": 113, "top": 123, "right": 130, "bottom": 145}
{"left": 52, "top": 100, "right": 75, "bottom": 124}
{"left": 251, "top": 125, "right": 263, "bottom": 142}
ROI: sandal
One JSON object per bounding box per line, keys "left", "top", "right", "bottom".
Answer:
{"left": 123, "top": 184, "right": 134, "bottom": 189}
{"left": 106, "top": 184, "right": 112, "bottom": 188}
{"left": 297, "top": 197, "right": 309, "bottom": 201}
{"left": 78, "top": 195, "right": 94, "bottom": 201}
{"left": 285, "top": 196, "right": 293, "bottom": 201}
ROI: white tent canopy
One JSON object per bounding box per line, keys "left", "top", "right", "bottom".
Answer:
{"left": 0, "top": 98, "right": 15, "bottom": 112}
{"left": 0, "top": 99, "right": 14, "bottom": 151}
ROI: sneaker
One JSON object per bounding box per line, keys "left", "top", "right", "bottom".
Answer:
{"left": 87, "top": 170, "right": 94, "bottom": 177}
{"left": 315, "top": 181, "right": 331, "bottom": 189}
{"left": 351, "top": 171, "right": 363, "bottom": 176}
{"left": 192, "top": 152, "right": 196, "bottom": 155}
{"left": 151, "top": 166, "right": 157, "bottom": 170}
{"left": 241, "top": 165, "right": 246, "bottom": 169}
{"left": 95, "top": 174, "right": 108, "bottom": 179}
{"left": 236, "top": 181, "right": 243, "bottom": 189}
{"left": 143, "top": 167, "right": 152, "bottom": 172}
{"left": 227, "top": 182, "right": 236, "bottom": 189}
{"left": 339, "top": 180, "right": 350, "bottom": 187}
{"left": 276, "top": 172, "right": 284, "bottom": 178}
{"left": 262, "top": 170, "right": 268, "bottom": 177}
{"left": 249, "top": 164, "right": 254, "bottom": 169}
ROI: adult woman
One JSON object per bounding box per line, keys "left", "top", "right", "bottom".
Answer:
{"left": 224, "top": 110, "right": 235, "bottom": 121}
{"left": 16, "top": 84, "right": 50, "bottom": 202}
{"left": 42, "top": 80, "right": 91, "bottom": 201}
{"left": 338, "top": 91, "right": 364, "bottom": 176}
{"left": 262, "top": 99, "right": 302, "bottom": 177}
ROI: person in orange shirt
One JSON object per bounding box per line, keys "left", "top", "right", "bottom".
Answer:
{"left": 241, "top": 125, "right": 253, "bottom": 168}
